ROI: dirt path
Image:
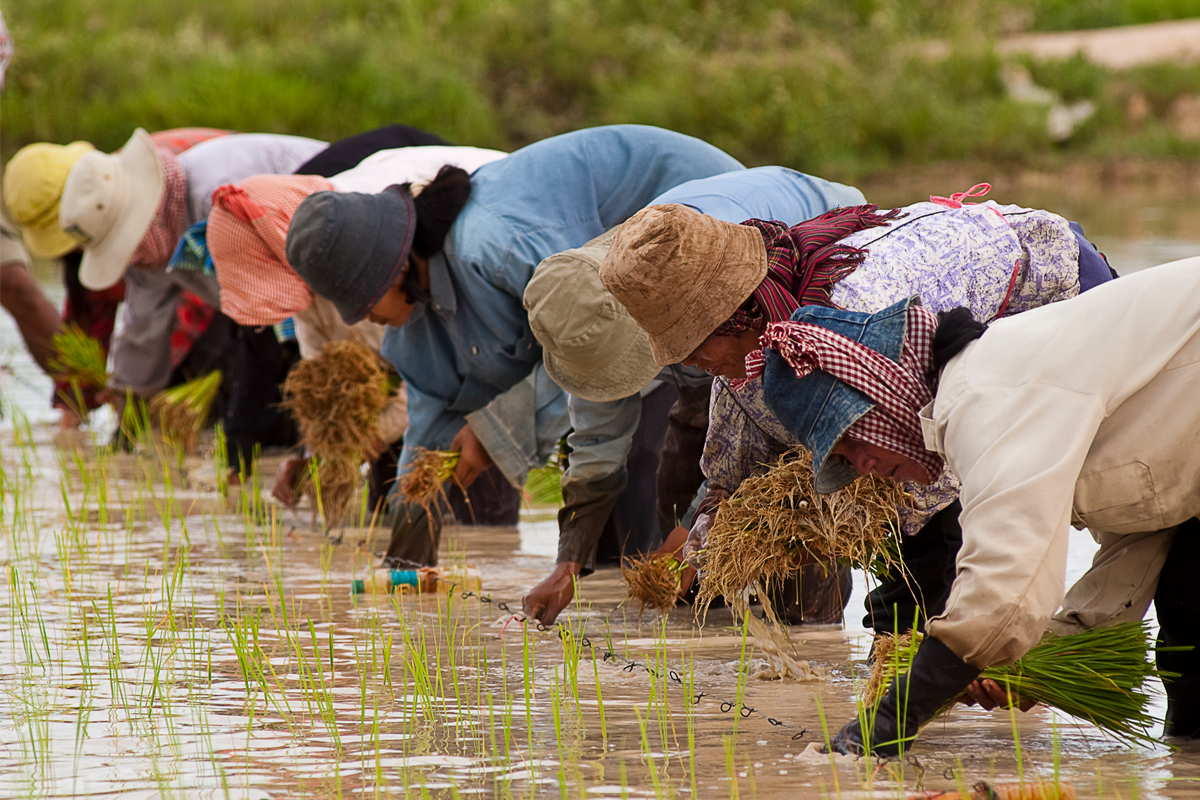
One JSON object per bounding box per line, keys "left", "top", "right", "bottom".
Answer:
{"left": 1000, "top": 17, "right": 1200, "bottom": 69}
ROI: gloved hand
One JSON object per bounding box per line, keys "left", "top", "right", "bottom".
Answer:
{"left": 831, "top": 635, "right": 980, "bottom": 758}
{"left": 683, "top": 512, "right": 714, "bottom": 569}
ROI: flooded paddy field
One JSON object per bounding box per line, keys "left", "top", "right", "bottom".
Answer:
{"left": 1, "top": 187, "right": 1200, "bottom": 798}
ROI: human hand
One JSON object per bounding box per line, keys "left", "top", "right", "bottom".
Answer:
{"left": 271, "top": 456, "right": 309, "bottom": 507}
{"left": 652, "top": 526, "right": 698, "bottom": 598}
{"left": 522, "top": 562, "right": 581, "bottom": 624}
{"left": 683, "top": 513, "right": 713, "bottom": 569}
{"left": 450, "top": 424, "right": 493, "bottom": 489}
{"left": 958, "top": 679, "right": 1036, "bottom": 712}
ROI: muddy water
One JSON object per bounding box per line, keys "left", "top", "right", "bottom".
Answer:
{"left": 0, "top": 196, "right": 1198, "bottom": 799}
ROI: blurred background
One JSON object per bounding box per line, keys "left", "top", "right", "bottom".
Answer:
{"left": 4, "top": 0, "right": 1200, "bottom": 179}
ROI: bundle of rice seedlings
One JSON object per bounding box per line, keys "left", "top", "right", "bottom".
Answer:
{"left": 622, "top": 553, "right": 681, "bottom": 615}
{"left": 524, "top": 444, "right": 565, "bottom": 506}
{"left": 865, "top": 621, "right": 1170, "bottom": 746}
{"left": 281, "top": 340, "right": 390, "bottom": 526}
{"left": 48, "top": 323, "right": 109, "bottom": 415}
{"left": 396, "top": 448, "right": 461, "bottom": 506}
{"left": 696, "top": 448, "right": 907, "bottom": 620}
{"left": 149, "top": 370, "right": 222, "bottom": 454}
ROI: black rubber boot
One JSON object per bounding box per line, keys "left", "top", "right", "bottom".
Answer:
{"left": 1154, "top": 519, "right": 1200, "bottom": 739}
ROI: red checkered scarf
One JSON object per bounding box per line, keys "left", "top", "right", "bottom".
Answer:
{"left": 745, "top": 304, "right": 944, "bottom": 484}
{"left": 130, "top": 146, "right": 188, "bottom": 267}
{"left": 208, "top": 173, "right": 335, "bottom": 325}
{"left": 714, "top": 204, "right": 904, "bottom": 335}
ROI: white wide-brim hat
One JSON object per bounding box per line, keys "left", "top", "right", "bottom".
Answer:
{"left": 60, "top": 128, "right": 165, "bottom": 290}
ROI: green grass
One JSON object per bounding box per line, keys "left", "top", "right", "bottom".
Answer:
{"left": 4, "top": 0, "right": 1200, "bottom": 182}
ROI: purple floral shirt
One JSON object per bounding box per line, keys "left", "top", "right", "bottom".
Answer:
{"left": 702, "top": 201, "right": 1082, "bottom": 534}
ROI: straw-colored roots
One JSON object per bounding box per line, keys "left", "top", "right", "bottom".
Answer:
{"left": 149, "top": 371, "right": 223, "bottom": 454}
{"left": 281, "top": 340, "right": 390, "bottom": 458}
{"left": 298, "top": 454, "right": 362, "bottom": 527}
{"left": 697, "top": 449, "right": 906, "bottom": 618}
{"left": 865, "top": 630, "right": 920, "bottom": 705}
{"left": 621, "top": 554, "right": 680, "bottom": 615}
{"left": 396, "top": 448, "right": 460, "bottom": 505}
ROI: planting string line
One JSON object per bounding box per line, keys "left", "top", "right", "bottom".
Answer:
{"left": 376, "top": 559, "right": 809, "bottom": 740}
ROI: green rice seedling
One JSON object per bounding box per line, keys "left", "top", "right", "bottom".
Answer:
{"left": 523, "top": 445, "right": 565, "bottom": 507}
{"left": 150, "top": 370, "right": 222, "bottom": 456}
{"left": 590, "top": 649, "right": 608, "bottom": 748}
{"left": 634, "top": 706, "right": 665, "bottom": 800}
{"left": 48, "top": 323, "right": 109, "bottom": 417}
{"left": 867, "top": 622, "right": 1172, "bottom": 747}
{"left": 213, "top": 421, "right": 230, "bottom": 497}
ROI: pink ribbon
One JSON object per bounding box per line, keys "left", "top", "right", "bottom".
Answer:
{"left": 929, "top": 182, "right": 992, "bottom": 209}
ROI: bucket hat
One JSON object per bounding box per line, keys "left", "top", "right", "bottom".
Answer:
{"left": 761, "top": 297, "right": 914, "bottom": 494}
{"left": 59, "top": 129, "right": 164, "bottom": 289}
{"left": 524, "top": 228, "right": 661, "bottom": 402}
{"left": 2, "top": 140, "right": 96, "bottom": 258}
{"left": 599, "top": 204, "right": 767, "bottom": 366}
{"left": 285, "top": 185, "right": 415, "bottom": 325}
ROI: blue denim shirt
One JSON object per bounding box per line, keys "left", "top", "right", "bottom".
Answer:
{"left": 380, "top": 125, "right": 745, "bottom": 470}
{"left": 471, "top": 166, "right": 866, "bottom": 567}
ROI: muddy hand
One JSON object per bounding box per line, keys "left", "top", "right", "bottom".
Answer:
{"left": 450, "top": 424, "right": 493, "bottom": 489}
{"left": 958, "top": 679, "right": 1036, "bottom": 712}
{"left": 651, "top": 526, "right": 698, "bottom": 599}
{"left": 271, "top": 455, "right": 308, "bottom": 507}
{"left": 523, "top": 562, "right": 580, "bottom": 624}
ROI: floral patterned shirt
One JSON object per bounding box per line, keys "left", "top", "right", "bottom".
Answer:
{"left": 702, "top": 201, "right": 1084, "bottom": 534}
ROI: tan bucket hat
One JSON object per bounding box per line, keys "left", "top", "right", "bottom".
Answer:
{"left": 2, "top": 140, "right": 96, "bottom": 258}
{"left": 599, "top": 203, "right": 767, "bottom": 366}
{"left": 59, "top": 128, "right": 165, "bottom": 290}
{"left": 524, "top": 228, "right": 662, "bottom": 402}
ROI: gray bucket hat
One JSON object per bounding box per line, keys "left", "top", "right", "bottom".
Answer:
{"left": 285, "top": 185, "right": 415, "bottom": 325}
{"left": 524, "top": 229, "right": 661, "bottom": 402}
{"left": 761, "top": 296, "right": 915, "bottom": 494}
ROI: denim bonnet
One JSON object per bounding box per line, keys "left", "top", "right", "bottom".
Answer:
{"left": 761, "top": 296, "right": 916, "bottom": 494}
{"left": 285, "top": 184, "right": 416, "bottom": 325}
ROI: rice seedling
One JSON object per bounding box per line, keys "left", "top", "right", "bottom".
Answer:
{"left": 397, "top": 448, "right": 461, "bottom": 506}
{"left": 149, "top": 370, "right": 222, "bottom": 456}
{"left": 281, "top": 340, "right": 390, "bottom": 526}
{"left": 697, "top": 448, "right": 906, "bottom": 623}
{"left": 621, "top": 553, "right": 682, "bottom": 617}
{"left": 48, "top": 323, "right": 108, "bottom": 418}
{"left": 865, "top": 622, "right": 1171, "bottom": 746}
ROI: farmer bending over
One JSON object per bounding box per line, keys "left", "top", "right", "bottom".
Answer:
{"left": 748, "top": 258, "right": 1200, "bottom": 754}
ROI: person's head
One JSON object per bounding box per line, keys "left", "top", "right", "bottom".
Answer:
{"left": 759, "top": 297, "right": 944, "bottom": 493}
{"left": 58, "top": 128, "right": 172, "bottom": 289}
{"left": 599, "top": 204, "right": 766, "bottom": 373}
{"left": 286, "top": 164, "right": 471, "bottom": 326}
{"left": 3, "top": 140, "right": 95, "bottom": 258}
{"left": 523, "top": 228, "right": 665, "bottom": 401}
{"left": 207, "top": 173, "right": 336, "bottom": 325}
{"left": 601, "top": 202, "right": 897, "bottom": 380}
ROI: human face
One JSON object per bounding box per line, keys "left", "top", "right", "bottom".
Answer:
{"left": 366, "top": 252, "right": 425, "bottom": 327}
{"left": 831, "top": 436, "right": 932, "bottom": 484}
{"left": 682, "top": 328, "right": 762, "bottom": 379}
{"left": 366, "top": 282, "right": 413, "bottom": 327}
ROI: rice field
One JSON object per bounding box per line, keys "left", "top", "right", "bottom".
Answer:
{"left": 2, "top": 196, "right": 1200, "bottom": 798}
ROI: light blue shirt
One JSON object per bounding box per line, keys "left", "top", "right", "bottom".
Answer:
{"left": 380, "top": 125, "right": 745, "bottom": 469}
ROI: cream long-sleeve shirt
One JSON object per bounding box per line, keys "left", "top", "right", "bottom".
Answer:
{"left": 921, "top": 256, "right": 1200, "bottom": 668}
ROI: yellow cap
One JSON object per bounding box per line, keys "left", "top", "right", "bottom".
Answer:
{"left": 2, "top": 141, "right": 95, "bottom": 258}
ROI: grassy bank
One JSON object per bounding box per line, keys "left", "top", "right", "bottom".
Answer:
{"left": 3, "top": 0, "right": 1200, "bottom": 180}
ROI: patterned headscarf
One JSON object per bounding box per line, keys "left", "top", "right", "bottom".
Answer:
{"left": 714, "top": 205, "right": 904, "bottom": 335}
{"left": 129, "top": 147, "right": 188, "bottom": 267}
{"left": 746, "top": 304, "right": 944, "bottom": 484}
{"left": 208, "top": 173, "right": 335, "bottom": 326}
